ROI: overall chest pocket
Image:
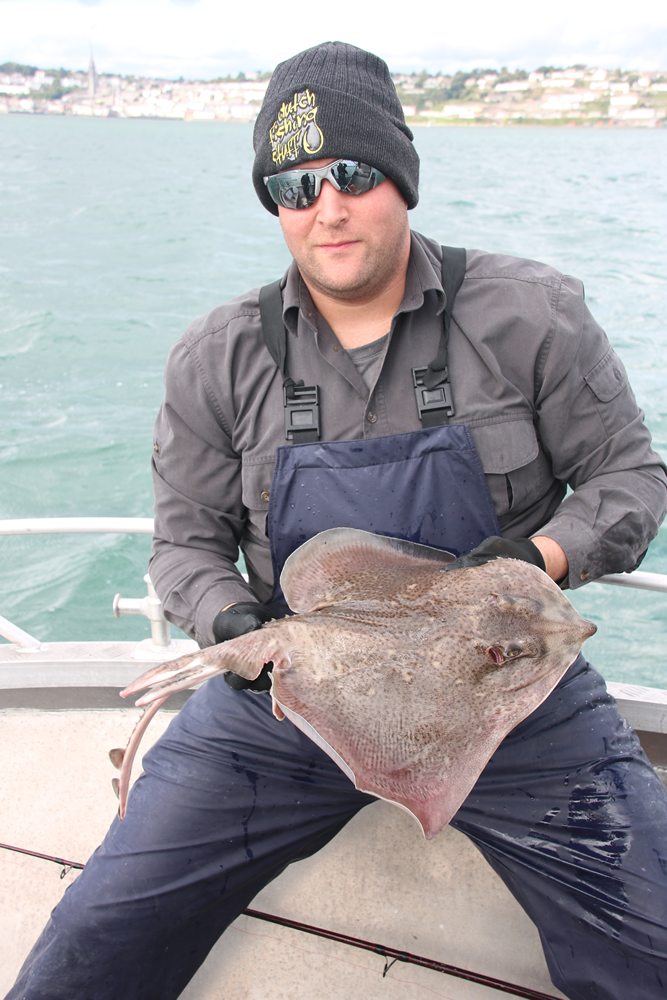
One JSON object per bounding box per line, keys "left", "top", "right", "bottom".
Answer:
{"left": 470, "top": 418, "right": 550, "bottom": 519}
{"left": 240, "top": 459, "right": 275, "bottom": 544}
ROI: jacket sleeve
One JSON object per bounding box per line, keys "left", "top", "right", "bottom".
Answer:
{"left": 149, "top": 335, "right": 258, "bottom": 647}
{"left": 533, "top": 274, "right": 667, "bottom": 588}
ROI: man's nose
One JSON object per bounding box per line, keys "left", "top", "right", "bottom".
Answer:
{"left": 314, "top": 178, "right": 350, "bottom": 221}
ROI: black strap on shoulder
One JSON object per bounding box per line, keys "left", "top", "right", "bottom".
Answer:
{"left": 412, "top": 245, "right": 466, "bottom": 426}
{"left": 258, "top": 280, "right": 320, "bottom": 443}
{"left": 258, "top": 280, "right": 287, "bottom": 374}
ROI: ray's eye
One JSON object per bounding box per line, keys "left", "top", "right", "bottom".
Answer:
{"left": 485, "top": 641, "right": 526, "bottom": 665}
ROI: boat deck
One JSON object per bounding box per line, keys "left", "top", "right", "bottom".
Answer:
{"left": 2, "top": 702, "right": 568, "bottom": 1000}
{"left": 3, "top": 668, "right": 667, "bottom": 999}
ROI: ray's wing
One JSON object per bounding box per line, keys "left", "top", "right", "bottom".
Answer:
{"left": 281, "top": 527, "right": 455, "bottom": 613}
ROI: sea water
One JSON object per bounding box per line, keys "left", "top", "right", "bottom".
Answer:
{"left": 1, "top": 114, "right": 666, "bottom": 685}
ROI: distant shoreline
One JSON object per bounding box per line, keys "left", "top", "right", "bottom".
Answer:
{"left": 2, "top": 60, "right": 666, "bottom": 129}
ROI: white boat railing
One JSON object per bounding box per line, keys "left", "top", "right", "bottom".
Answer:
{"left": 0, "top": 516, "right": 155, "bottom": 536}
{"left": 0, "top": 517, "right": 159, "bottom": 649}
{"left": 1, "top": 517, "right": 667, "bottom": 649}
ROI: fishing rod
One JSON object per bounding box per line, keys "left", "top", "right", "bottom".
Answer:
{"left": 1, "top": 840, "right": 560, "bottom": 1000}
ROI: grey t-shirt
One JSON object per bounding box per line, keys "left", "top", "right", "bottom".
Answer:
{"left": 347, "top": 334, "right": 389, "bottom": 392}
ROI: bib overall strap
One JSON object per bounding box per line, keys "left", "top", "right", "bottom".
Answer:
{"left": 258, "top": 280, "right": 320, "bottom": 444}
{"left": 412, "top": 244, "right": 466, "bottom": 427}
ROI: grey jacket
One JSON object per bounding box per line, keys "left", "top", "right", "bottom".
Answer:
{"left": 150, "top": 232, "right": 667, "bottom": 647}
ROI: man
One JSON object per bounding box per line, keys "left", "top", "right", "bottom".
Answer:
{"left": 10, "top": 41, "right": 667, "bottom": 1000}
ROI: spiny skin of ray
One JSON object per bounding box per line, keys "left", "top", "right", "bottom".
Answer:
{"left": 114, "top": 535, "right": 595, "bottom": 835}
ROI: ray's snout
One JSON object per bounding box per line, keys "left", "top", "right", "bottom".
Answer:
{"left": 581, "top": 617, "right": 597, "bottom": 640}
{"left": 565, "top": 607, "right": 597, "bottom": 644}
{"left": 547, "top": 607, "right": 597, "bottom": 655}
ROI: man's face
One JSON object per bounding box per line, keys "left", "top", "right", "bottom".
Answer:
{"left": 276, "top": 159, "right": 411, "bottom": 306}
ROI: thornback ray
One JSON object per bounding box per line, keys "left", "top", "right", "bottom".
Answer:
{"left": 115, "top": 527, "right": 596, "bottom": 836}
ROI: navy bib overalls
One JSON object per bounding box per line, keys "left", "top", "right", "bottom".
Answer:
{"left": 267, "top": 423, "right": 499, "bottom": 608}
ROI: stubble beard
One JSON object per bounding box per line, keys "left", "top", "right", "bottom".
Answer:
{"left": 298, "top": 232, "right": 409, "bottom": 305}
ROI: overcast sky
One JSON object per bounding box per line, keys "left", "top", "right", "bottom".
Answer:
{"left": 2, "top": 0, "right": 667, "bottom": 79}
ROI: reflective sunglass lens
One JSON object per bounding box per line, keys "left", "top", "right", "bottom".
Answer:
{"left": 328, "top": 160, "right": 356, "bottom": 190}
{"left": 324, "top": 161, "right": 383, "bottom": 195}
{"left": 327, "top": 161, "right": 386, "bottom": 196}
{"left": 266, "top": 173, "right": 319, "bottom": 209}
{"left": 346, "top": 163, "right": 386, "bottom": 194}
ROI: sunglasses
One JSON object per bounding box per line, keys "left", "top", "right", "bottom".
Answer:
{"left": 264, "top": 159, "right": 386, "bottom": 210}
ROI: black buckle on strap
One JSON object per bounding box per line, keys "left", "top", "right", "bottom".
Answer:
{"left": 412, "top": 367, "right": 455, "bottom": 425}
{"left": 283, "top": 381, "right": 320, "bottom": 442}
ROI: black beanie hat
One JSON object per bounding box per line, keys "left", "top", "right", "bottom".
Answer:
{"left": 252, "top": 41, "right": 420, "bottom": 216}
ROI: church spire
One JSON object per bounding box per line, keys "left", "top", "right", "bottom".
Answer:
{"left": 88, "top": 48, "right": 97, "bottom": 97}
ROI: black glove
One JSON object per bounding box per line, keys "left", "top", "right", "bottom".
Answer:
{"left": 443, "top": 536, "right": 545, "bottom": 572}
{"left": 212, "top": 602, "right": 278, "bottom": 692}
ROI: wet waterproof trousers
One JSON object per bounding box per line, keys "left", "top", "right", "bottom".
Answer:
{"left": 9, "top": 656, "right": 667, "bottom": 1000}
